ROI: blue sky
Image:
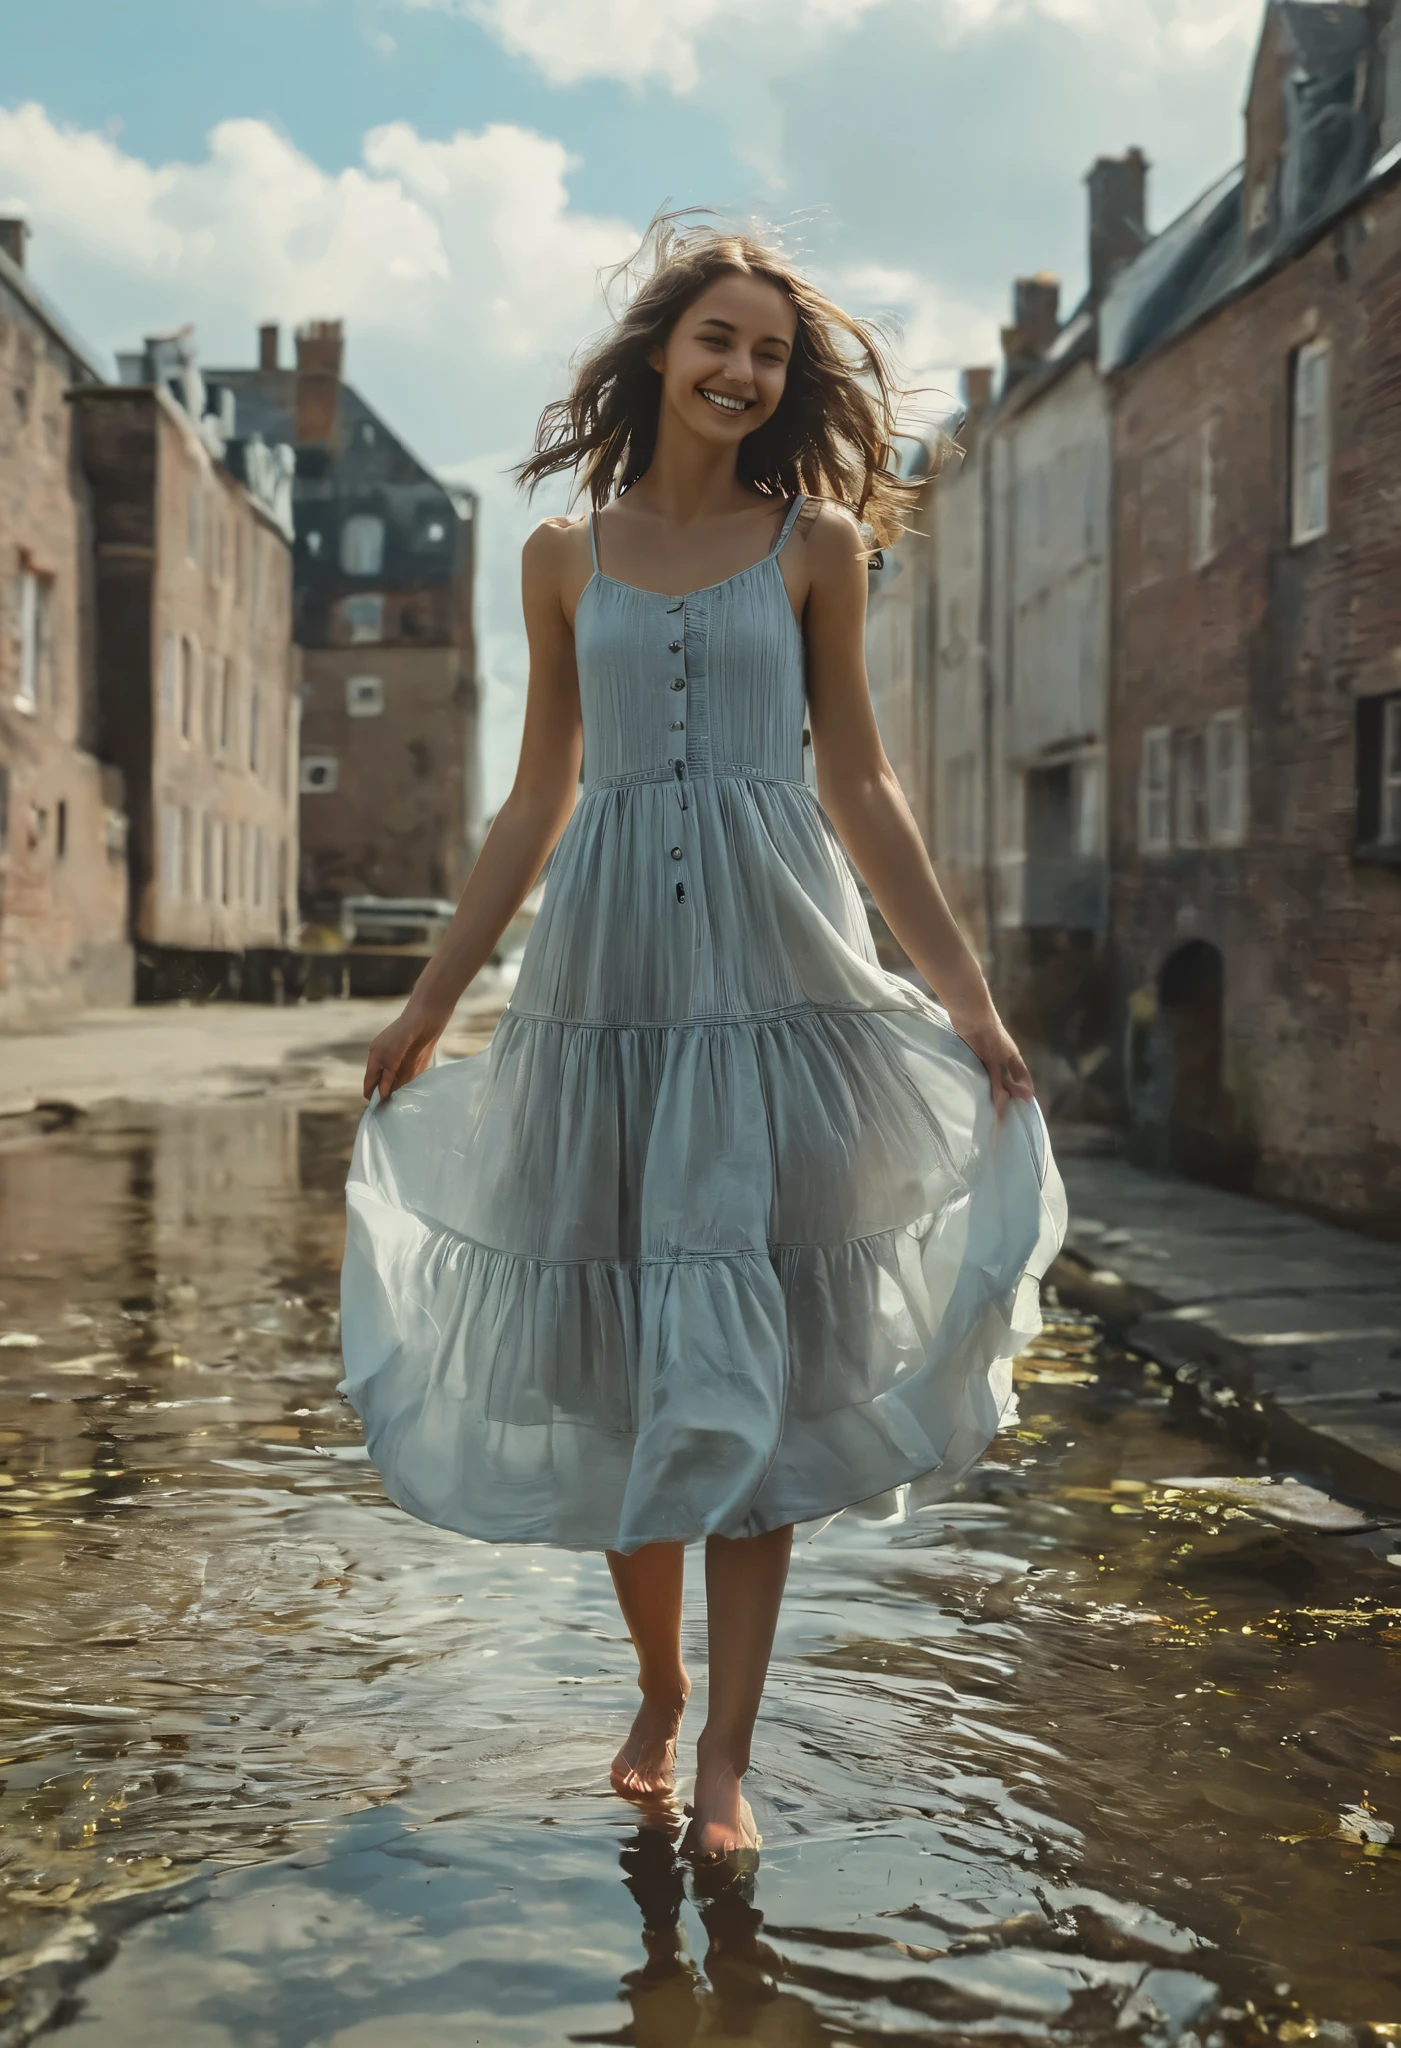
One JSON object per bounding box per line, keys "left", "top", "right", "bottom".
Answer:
{"left": 3, "top": 0, "right": 1264, "bottom": 798}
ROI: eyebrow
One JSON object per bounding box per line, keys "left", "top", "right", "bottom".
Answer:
{"left": 694, "top": 315, "right": 792, "bottom": 349}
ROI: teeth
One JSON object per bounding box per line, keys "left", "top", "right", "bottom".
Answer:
{"left": 701, "top": 390, "right": 749, "bottom": 413}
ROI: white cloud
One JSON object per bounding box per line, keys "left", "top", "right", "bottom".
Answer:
{"left": 430, "top": 0, "right": 1261, "bottom": 92}
{"left": 404, "top": 0, "right": 883, "bottom": 92}
{"left": 0, "top": 102, "right": 638, "bottom": 804}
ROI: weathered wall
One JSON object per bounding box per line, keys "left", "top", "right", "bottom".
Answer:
{"left": 0, "top": 261, "right": 130, "bottom": 1028}
{"left": 932, "top": 428, "right": 990, "bottom": 957}
{"left": 78, "top": 388, "right": 300, "bottom": 958}
{"left": 1109, "top": 179, "right": 1401, "bottom": 1230}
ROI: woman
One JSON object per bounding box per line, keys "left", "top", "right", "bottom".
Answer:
{"left": 340, "top": 218, "right": 1065, "bottom": 1869}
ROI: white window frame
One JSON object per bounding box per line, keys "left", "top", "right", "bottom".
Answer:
{"left": 1290, "top": 338, "right": 1331, "bottom": 546}
{"left": 1208, "top": 709, "right": 1249, "bottom": 847}
{"left": 301, "top": 754, "right": 340, "bottom": 795}
{"left": 180, "top": 636, "right": 198, "bottom": 743}
{"left": 1138, "top": 726, "right": 1172, "bottom": 855}
{"left": 17, "top": 568, "right": 45, "bottom": 710}
{"left": 340, "top": 514, "right": 386, "bottom": 578}
{"left": 1380, "top": 697, "right": 1401, "bottom": 848}
{"left": 346, "top": 673, "right": 384, "bottom": 718}
{"left": 1174, "top": 729, "right": 1208, "bottom": 849}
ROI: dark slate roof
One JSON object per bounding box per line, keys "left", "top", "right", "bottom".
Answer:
{"left": 1099, "top": 0, "right": 1395, "bottom": 373}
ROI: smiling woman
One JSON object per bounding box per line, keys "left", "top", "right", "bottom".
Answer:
{"left": 340, "top": 210, "right": 1065, "bottom": 1875}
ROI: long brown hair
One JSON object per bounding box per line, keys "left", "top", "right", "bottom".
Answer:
{"left": 515, "top": 212, "right": 932, "bottom": 550}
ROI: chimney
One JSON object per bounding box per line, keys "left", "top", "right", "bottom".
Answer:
{"left": 961, "top": 366, "right": 994, "bottom": 413}
{"left": 294, "top": 319, "right": 344, "bottom": 448}
{"left": 1000, "top": 274, "right": 1060, "bottom": 389}
{"left": 258, "top": 322, "right": 280, "bottom": 372}
{"left": 1086, "top": 149, "right": 1148, "bottom": 300}
{"left": 0, "top": 218, "right": 28, "bottom": 270}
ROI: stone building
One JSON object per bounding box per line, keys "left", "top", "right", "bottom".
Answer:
{"left": 72, "top": 330, "right": 300, "bottom": 996}
{"left": 867, "top": 152, "right": 1147, "bottom": 1101}
{"left": 1100, "top": 0, "right": 1401, "bottom": 1229}
{"left": 211, "top": 324, "right": 481, "bottom": 919}
{"left": 865, "top": 457, "right": 939, "bottom": 857}
{"left": 0, "top": 220, "right": 130, "bottom": 1027}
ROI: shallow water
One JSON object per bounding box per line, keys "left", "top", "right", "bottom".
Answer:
{"left": 1, "top": 1097, "right": 1398, "bottom": 2047}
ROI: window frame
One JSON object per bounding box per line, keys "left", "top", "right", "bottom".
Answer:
{"left": 1290, "top": 337, "right": 1331, "bottom": 547}
{"left": 1207, "top": 708, "right": 1249, "bottom": 848}
{"left": 1138, "top": 726, "right": 1172, "bottom": 855}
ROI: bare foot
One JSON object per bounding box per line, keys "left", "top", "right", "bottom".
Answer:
{"left": 611, "top": 1689, "right": 689, "bottom": 1802}
{"left": 683, "top": 1753, "right": 761, "bottom": 1864}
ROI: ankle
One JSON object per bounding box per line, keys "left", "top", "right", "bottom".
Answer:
{"left": 638, "top": 1672, "right": 690, "bottom": 1714}
{"left": 695, "top": 1727, "right": 749, "bottom": 1779}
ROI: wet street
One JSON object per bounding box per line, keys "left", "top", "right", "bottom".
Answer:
{"left": 1, "top": 1093, "right": 1399, "bottom": 2047}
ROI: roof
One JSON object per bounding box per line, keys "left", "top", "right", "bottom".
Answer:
{"left": 1099, "top": 0, "right": 1394, "bottom": 373}
{"left": 0, "top": 244, "right": 105, "bottom": 384}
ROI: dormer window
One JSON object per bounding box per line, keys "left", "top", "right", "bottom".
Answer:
{"left": 340, "top": 513, "right": 385, "bottom": 577}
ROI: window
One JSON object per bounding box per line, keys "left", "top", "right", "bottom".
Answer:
{"left": 187, "top": 471, "right": 204, "bottom": 563}
{"left": 1138, "top": 727, "right": 1172, "bottom": 854}
{"left": 340, "top": 514, "right": 385, "bottom": 577}
{"left": 56, "top": 798, "right": 67, "bottom": 860}
{"left": 220, "top": 819, "right": 231, "bottom": 906}
{"left": 180, "top": 805, "right": 194, "bottom": 899}
{"left": 1174, "top": 730, "right": 1208, "bottom": 847}
{"left": 234, "top": 521, "right": 247, "bottom": 606}
{"left": 204, "top": 649, "right": 220, "bottom": 753}
{"left": 346, "top": 674, "right": 384, "bottom": 718}
{"left": 249, "top": 687, "right": 261, "bottom": 775}
{"left": 1192, "top": 417, "right": 1218, "bottom": 569}
{"left": 161, "top": 631, "right": 177, "bottom": 725}
{"left": 180, "top": 637, "right": 197, "bottom": 742}
{"left": 162, "top": 803, "right": 182, "bottom": 900}
{"left": 252, "top": 825, "right": 266, "bottom": 907}
{"left": 17, "top": 568, "right": 50, "bottom": 709}
{"left": 218, "top": 658, "right": 232, "bottom": 752}
{"left": 0, "top": 763, "right": 9, "bottom": 853}
{"left": 1207, "top": 710, "right": 1248, "bottom": 846}
{"left": 301, "top": 754, "right": 339, "bottom": 794}
{"left": 341, "top": 594, "right": 384, "bottom": 645}
{"left": 1356, "top": 692, "right": 1401, "bottom": 854}
{"left": 1075, "top": 755, "right": 1103, "bottom": 858}
{"left": 237, "top": 820, "right": 248, "bottom": 902}
{"left": 200, "top": 811, "right": 215, "bottom": 902}
{"left": 1290, "top": 338, "right": 1331, "bottom": 545}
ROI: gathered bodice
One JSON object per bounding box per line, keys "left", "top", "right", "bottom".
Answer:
{"left": 573, "top": 496, "right": 808, "bottom": 793}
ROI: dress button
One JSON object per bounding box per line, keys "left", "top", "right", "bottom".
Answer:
{"left": 668, "top": 640, "right": 682, "bottom": 652}
{"left": 670, "top": 679, "right": 685, "bottom": 691}
{"left": 670, "top": 720, "right": 684, "bottom": 731}
{"left": 669, "top": 846, "right": 683, "bottom": 861}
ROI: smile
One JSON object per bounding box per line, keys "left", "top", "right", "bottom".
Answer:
{"left": 699, "top": 389, "right": 754, "bottom": 414}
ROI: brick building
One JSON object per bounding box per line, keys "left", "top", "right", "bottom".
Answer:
{"left": 212, "top": 323, "right": 481, "bottom": 919}
{"left": 0, "top": 221, "right": 130, "bottom": 1027}
{"left": 73, "top": 330, "right": 300, "bottom": 996}
{"left": 1101, "top": 0, "right": 1401, "bottom": 1229}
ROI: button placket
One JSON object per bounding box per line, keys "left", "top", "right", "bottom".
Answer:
{"left": 666, "top": 602, "right": 688, "bottom": 899}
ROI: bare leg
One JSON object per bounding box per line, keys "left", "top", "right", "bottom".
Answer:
{"left": 688, "top": 1524, "right": 793, "bottom": 1860}
{"left": 607, "top": 1541, "right": 690, "bottom": 1800}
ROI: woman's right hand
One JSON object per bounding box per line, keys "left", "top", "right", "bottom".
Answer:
{"left": 362, "top": 996, "right": 454, "bottom": 1104}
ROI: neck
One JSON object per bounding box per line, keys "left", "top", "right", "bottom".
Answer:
{"left": 631, "top": 404, "right": 751, "bottom": 525}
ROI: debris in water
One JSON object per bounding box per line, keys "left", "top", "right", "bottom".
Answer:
{"left": 1150, "top": 1476, "right": 1373, "bottom": 1531}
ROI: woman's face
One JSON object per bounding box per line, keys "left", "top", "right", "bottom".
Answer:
{"left": 651, "top": 271, "right": 798, "bottom": 449}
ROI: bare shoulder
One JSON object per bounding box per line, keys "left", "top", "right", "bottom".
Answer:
{"left": 522, "top": 514, "right": 591, "bottom": 594}
{"left": 798, "top": 499, "right": 868, "bottom": 587}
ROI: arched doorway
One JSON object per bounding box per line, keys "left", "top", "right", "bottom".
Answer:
{"left": 1154, "top": 939, "right": 1250, "bottom": 1184}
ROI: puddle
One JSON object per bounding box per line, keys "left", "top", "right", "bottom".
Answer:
{"left": 1, "top": 1100, "right": 1398, "bottom": 2045}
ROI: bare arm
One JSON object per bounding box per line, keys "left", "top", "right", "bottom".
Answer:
{"left": 362, "top": 522, "right": 584, "bottom": 1102}
{"left": 803, "top": 505, "right": 1033, "bottom": 1113}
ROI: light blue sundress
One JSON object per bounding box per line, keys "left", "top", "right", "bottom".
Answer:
{"left": 339, "top": 494, "right": 1066, "bottom": 1553}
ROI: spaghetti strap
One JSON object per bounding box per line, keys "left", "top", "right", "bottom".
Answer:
{"left": 588, "top": 511, "right": 601, "bottom": 575}
{"left": 770, "top": 493, "right": 807, "bottom": 557}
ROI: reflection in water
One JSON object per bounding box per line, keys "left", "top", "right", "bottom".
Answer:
{"left": 0, "top": 1099, "right": 1398, "bottom": 2046}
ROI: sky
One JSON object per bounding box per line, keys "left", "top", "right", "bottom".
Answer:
{"left": 2, "top": 0, "right": 1266, "bottom": 802}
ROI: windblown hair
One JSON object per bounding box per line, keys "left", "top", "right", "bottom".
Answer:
{"left": 515, "top": 211, "right": 933, "bottom": 550}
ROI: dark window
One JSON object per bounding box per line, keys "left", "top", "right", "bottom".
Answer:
{"left": 1356, "top": 692, "right": 1401, "bottom": 861}
{"left": 56, "top": 799, "right": 67, "bottom": 859}
{"left": 0, "top": 763, "right": 9, "bottom": 851}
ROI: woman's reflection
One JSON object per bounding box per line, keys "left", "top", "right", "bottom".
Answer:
{"left": 599, "top": 1823, "right": 827, "bottom": 2046}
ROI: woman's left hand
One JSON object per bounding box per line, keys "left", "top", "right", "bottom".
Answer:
{"left": 945, "top": 999, "right": 1036, "bottom": 1116}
